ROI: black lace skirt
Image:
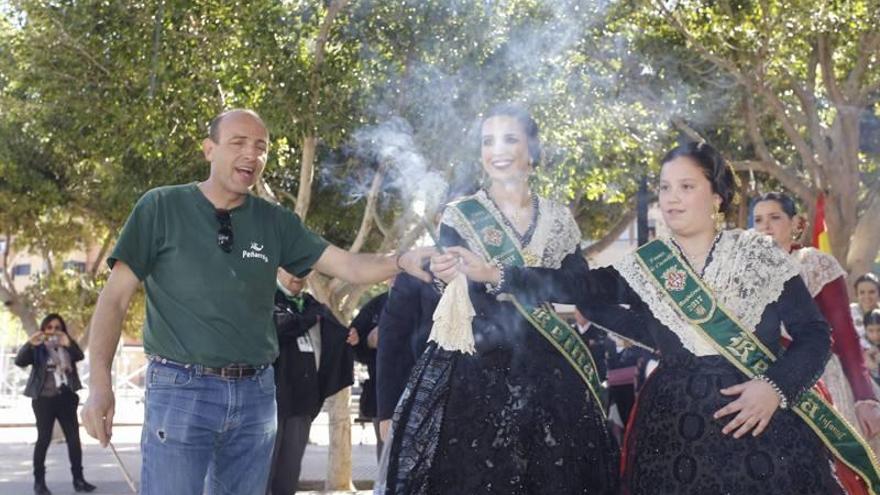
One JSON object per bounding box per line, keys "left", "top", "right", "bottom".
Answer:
{"left": 381, "top": 343, "right": 619, "bottom": 495}
{"left": 622, "top": 354, "right": 843, "bottom": 495}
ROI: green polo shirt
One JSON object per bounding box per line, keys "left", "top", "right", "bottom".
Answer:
{"left": 109, "top": 183, "right": 329, "bottom": 367}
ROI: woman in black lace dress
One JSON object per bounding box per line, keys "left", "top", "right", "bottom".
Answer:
{"left": 376, "top": 104, "right": 619, "bottom": 494}
{"left": 452, "top": 142, "right": 845, "bottom": 494}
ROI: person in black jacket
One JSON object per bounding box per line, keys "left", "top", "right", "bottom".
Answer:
{"left": 268, "top": 270, "right": 354, "bottom": 495}
{"left": 350, "top": 290, "right": 389, "bottom": 459}
{"left": 375, "top": 272, "right": 439, "bottom": 441}
{"left": 15, "top": 313, "right": 95, "bottom": 495}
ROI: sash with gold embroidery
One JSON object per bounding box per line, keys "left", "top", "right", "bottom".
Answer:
{"left": 635, "top": 239, "right": 880, "bottom": 494}
{"left": 452, "top": 198, "right": 606, "bottom": 416}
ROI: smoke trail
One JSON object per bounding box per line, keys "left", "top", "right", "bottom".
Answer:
{"left": 326, "top": 0, "right": 732, "bottom": 229}
{"left": 351, "top": 117, "right": 448, "bottom": 214}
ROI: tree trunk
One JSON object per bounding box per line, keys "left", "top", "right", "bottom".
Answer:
{"left": 324, "top": 386, "right": 355, "bottom": 491}
{"left": 291, "top": 2, "right": 356, "bottom": 483}
{"left": 825, "top": 191, "right": 856, "bottom": 267}
{"left": 846, "top": 191, "right": 880, "bottom": 280}
{"left": 349, "top": 165, "right": 386, "bottom": 254}
{"left": 822, "top": 112, "right": 866, "bottom": 274}
{"left": 294, "top": 0, "right": 350, "bottom": 223}
{"left": 1, "top": 291, "right": 38, "bottom": 335}
{"left": 295, "top": 135, "right": 317, "bottom": 221}
{"left": 582, "top": 206, "right": 637, "bottom": 258}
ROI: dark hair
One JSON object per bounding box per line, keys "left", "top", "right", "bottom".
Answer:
{"left": 661, "top": 141, "right": 737, "bottom": 215}
{"left": 208, "top": 109, "right": 266, "bottom": 143}
{"left": 855, "top": 273, "right": 880, "bottom": 292}
{"left": 866, "top": 309, "right": 880, "bottom": 327}
{"left": 754, "top": 191, "right": 798, "bottom": 218}
{"left": 481, "top": 103, "right": 542, "bottom": 167}
{"left": 40, "top": 313, "right": 69, "bottom": 335}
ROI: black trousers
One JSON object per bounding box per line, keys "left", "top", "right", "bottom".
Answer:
{"left": 268, "top": 415, "right": 312, "bottom": 495}
{"left": 372, "top": 418, "right": 384, "bottom": 461}
{"left": 31, "top": 387, "right": 83, "bottom": 480}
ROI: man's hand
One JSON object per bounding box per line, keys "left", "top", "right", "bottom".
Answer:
{"left": 367, "top": 327, "right": 379, "bottom": 349}
{"left": 81, "top": 386, "right": 116, "bottom": 447}
{"left": 437, "top": 246, "right": 500, "bottom": 285}
{"left": 397, "top": 247, "right": 436, "bottom": 283}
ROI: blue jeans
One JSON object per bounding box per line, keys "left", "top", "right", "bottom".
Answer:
{"left": 140, "top": 360, "right": 277, "bottom": 495}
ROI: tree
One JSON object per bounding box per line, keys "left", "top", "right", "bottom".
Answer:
{"left": 0, "top": 0, "right": 227, "bottom": 337}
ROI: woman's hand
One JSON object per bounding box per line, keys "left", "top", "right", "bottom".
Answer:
{"left": 443, "top": 247, "right": 501, "bottom": 285}
{"left": 429, "top": 252, "right": 461, "bottom": 285}
{"left": 855, "top": 400, "right": 880, "bottom": 438}
{"left": 346, "top": 328, "right": 360, "bottom": 346}
{"left": 28, "top": 332, "right": 45, "bottom": 346}
{"left": 380, "top": 419, "right": 392, "bottom": 442}
{"left": 367, "top": 327, "right": 379, "bottom": 349}
{"left": 713, "top": 379, "right": 781, "bottom": 438}
{"left": 57, "top": 332, "right": 71, "bottom": 347}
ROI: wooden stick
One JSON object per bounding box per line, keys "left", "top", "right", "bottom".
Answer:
{"left": 420, "top": 218, "right": 444, "bottom": 254}
{"left": 109, "top": 441, "right": 138, "bottom": 493}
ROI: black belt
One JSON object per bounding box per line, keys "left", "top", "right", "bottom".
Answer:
{"left": 203, "top": 364, "right": 265, "bottom": 378}
{"left": 148, "top": 355, "right": 267, "bottom": 379}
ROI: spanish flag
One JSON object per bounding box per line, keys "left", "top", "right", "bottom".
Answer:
{"left": 812, "top": 192, "right": 832, "bottom": 253}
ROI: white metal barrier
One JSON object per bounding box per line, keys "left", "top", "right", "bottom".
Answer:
{"left": 0, "top": 342, "right": 148, "bottom": 406}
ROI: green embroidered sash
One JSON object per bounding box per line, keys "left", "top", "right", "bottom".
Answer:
{"left": 635, "top": 239, "right": 880, "bottom": 493}
{"left": 452, "top": 198, "right": 606, "bottom": 417}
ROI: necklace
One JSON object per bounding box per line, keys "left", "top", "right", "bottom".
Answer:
{"left": 670, "top": 231, "right": 723, "bottom": 276}
{"left": 482, "top": 188, "right": 539, "bottom": 246}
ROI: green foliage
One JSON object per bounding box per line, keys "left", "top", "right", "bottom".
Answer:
{"left": 0, "top": 0, "right": 702, "bottom": 331}
{"left": 3, "top": 0, "right": 876, "bottom": 329}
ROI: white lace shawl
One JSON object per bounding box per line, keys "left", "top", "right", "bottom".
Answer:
{"left": 440, "top": 190, "right": 582, "bottom": 269}
{"left": 612, "top": 229, "right": 801, "bottom": 356}
{"left": 791, "top": 247, "right": 847, "bottom": 297}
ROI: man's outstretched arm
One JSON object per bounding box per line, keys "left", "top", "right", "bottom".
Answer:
{"left": 313, "top": 245, "right": 435, "bottom": 284}
{"left": 81, "top": 261, "right": 140, "bottom": 447}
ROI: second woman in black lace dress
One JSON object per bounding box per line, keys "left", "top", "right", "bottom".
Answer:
{"left": 376, "top": 105, "right": 619, "bottom": 494}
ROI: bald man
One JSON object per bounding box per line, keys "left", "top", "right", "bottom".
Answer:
{"left": 81, "top": 109, "right": 433, "bottom": 494}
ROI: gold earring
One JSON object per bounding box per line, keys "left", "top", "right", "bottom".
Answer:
{"left": 791, "top": 216, "right": 804, "bottom": 241}
{"left": 712, "top": 204, "right": 725, "bottom": 231}
{"left": 481, "top": 172, "right": 492, "bottom": 190}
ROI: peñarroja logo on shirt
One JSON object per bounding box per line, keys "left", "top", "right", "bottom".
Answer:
{"left": 242, "top": 242, "right": 269, "bottom": 263}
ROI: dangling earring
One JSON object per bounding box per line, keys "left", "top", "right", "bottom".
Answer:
{"left": 480, "top": 171, "right": 491, "bottom": 191}
{"left": 525, "top": 157, "right": 536, "bottom": 188}
{"left": 711, "top": 203, "right": 725, "bottom": 231}
{"left": 791, "top": 216, "right": 804, "bottom": 242}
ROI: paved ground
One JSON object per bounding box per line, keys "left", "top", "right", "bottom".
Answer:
{"left": 0, "top": 397, "right": 378, "bottom": 495}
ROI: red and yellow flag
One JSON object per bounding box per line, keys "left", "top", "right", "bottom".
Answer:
{"left": 812, "top": 193, "right": 832, "bottom": 253}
